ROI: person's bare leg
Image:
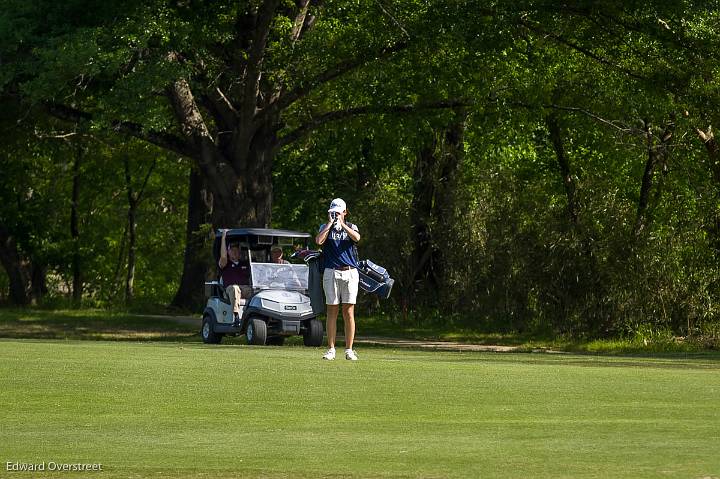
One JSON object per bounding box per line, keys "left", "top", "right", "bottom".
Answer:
{"left": 326, "top": 304, "right": 339, "bottom": 349}
{"left": 342, "top": 303, "right": 355, "bottom": 350}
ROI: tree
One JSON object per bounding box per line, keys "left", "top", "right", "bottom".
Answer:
{"left": 122, "top": 151, "right": 157, "bottom": 303}
{"left": 0, "top": 105, "right": 66, "bottom": 305}
{"left": 6, "top": 1, "right": 466, "bottom": 223}
{"left": 3, "top": 0, "right": 495, "bottom": 308}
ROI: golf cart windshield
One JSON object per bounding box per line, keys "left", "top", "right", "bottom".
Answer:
{"left": 251, "top": 263, "right": 308, "bottom": 291}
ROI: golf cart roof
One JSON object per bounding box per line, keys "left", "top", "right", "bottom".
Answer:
{"left": 213, "top": 228, "right": 311, "bottom": 262}
{"left": 217, "top": 228, "right": 311, "bottom": 240}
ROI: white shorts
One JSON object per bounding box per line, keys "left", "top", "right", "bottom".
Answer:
{"left": 323, "top": 268, "right": 359, "bottom": 305}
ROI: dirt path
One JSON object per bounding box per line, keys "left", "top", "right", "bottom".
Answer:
{"left": 351, "top": 336, "right": 521, "bottom": 352}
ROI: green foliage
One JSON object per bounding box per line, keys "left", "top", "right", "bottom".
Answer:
{"left": 0, "top": 101, "right": 188, "bottom": 306}
{"left": 3, "top": 0, "right": 720, "bottom": 340}
{"left": 68, "top": 142, "right": 189, "bottom": 306}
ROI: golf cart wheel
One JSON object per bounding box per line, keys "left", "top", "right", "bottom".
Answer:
{"left": 246, "top": 318, "right": 268, "bottom": 346}
{"left": 201, "top": 316, "right": 222, "bottom": 344}
{"left": 303, "top": 319, "right": 324, "bottom": 347}
{"left": 266, "top": 336, "right": 286, "bottom": 346}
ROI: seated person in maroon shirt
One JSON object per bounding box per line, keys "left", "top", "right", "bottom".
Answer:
{"left": 218, "top": 230, "right": 252, "bottom": 322}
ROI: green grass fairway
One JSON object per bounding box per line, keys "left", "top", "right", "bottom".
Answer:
{"left": 1, "top": 340, "right": 719, "bottom": 479}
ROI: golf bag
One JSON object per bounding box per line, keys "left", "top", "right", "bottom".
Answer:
{"left": 357, "top": 259, "right": 395, "bottom": 299}
{"left": 295, "top": 249, "right": 326, "bottom": 315}
{"left": 295, "top": 249, "right": 395, "bottom": 300}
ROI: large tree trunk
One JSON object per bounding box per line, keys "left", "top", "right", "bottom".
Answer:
{"left": 171, "top": 169, "right": 213, "bottom": 311}
{"left": 433, "top": 109, "right": 466, "bottom": 283}
{"left": 167, "top": 79, "right": 276, "bottom": 230}
{"left": 408, "top": 109, "right": 466, "bottom": 303}
{"left": 167, "top": 77, "right": 278, "bottom": 310}
{"left": 409, "top": 138, "right": 440, "bottom": 298}
{"left": 171, "top": 133, "right": 276, "bottom": 311}
{"left": 227, "top": 129, "right": 276, "bottom": 227}
{"left": 157, "top": 1, "right": 410, "bottom": 307}
{"left": 0, "top": 227, "right": 34, "bottom": 305}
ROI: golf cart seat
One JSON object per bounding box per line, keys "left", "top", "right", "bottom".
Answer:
{"left": 204, "top": 280, "right": 247, "bottom": 305}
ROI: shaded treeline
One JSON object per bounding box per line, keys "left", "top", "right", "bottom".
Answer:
{"left": 1, "top": 1, "right": 719, "bottom": 339}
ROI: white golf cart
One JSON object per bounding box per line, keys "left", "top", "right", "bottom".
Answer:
{"left": 201, "top": 228, "right": 324, "bottom": 346}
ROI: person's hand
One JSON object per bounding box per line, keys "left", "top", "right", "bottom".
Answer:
{"left": 336, "top": 212, "right": 346, "bottom": 227}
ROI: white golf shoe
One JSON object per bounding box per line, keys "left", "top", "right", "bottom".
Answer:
{"left": 345, "top": 349, "right": 358, "bottom": 361}
{"left": 322, "top": 348, "right": 336, "bottom": 360}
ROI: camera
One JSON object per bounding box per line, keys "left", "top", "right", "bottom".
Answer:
{"left": 330, "top": 211, "right": 342, "bottom": 231}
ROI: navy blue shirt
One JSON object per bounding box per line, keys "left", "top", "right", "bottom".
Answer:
{"left": 319, "top": 222, "right": 359, "bottom": 269}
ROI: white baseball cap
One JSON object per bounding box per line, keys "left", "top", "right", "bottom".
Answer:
{"left": 328, "top": 198, "right": 346, "bottom": 213}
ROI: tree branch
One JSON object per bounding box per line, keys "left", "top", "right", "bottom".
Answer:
{"left": 277, "top": 99, "right": 472, "bottom": 148}
{"left": 545, "top": 104, "right": 644, "bottom": 135}
{"left": 270, "top": 40, "right": 409, "bottom": 121}
{"left": 228, "top": 0, "right": 281, "bottom": 172}
{"left": 509, "top": 100, "right": 646, "bottom": 136}
{"left": 199, "top": 87, "right": 238, "bottom": 134}
{"left": 112, "top": 120, "right": 199, "bottom": 158}
{"left": 240, "top": 0, "right": 280, "bottom": 125}
{"left": 44, "top": 102, "right": 197, "bottom": 158}
{"left": 374, "top": 0, "right": 410, "bottom": 39}
{"left": 44, "top": 102, "right": 92, "bottom": 122}
{"left": 135, "top": 157, "right": 157, "bottom": 206}
{"left": 290, "top": 0, "right": 312, "bottom": 43}
{"left": 166, "top": 78, "right": 234, "bottom": 197}
{"left": 634, "top": 118, "right": 675, "bottom": 236}
{"left": 167, "top": 75, "right": 214, "bottom": 141}
{"left": 519, "top": 15, "right": 647, "bottom": 82}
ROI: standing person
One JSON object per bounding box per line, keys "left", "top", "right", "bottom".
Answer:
{"left": 315, "top": 198, "right": 361, "bottom": 361}
{"left": 218, "top": 229, "right": 252, "bottom": 325}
